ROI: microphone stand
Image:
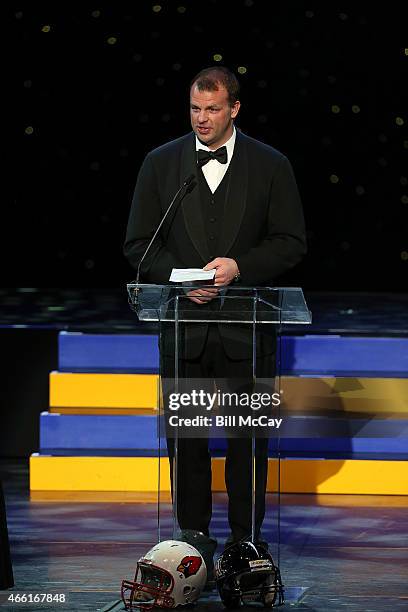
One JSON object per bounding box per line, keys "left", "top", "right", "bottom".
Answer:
{"left": 130, "top": 174, "right": 195, "bottom": 308}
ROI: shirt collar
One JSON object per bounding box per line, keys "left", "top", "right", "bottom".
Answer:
{"left": 195, "top": 125, "right": 236, "bottom": 160}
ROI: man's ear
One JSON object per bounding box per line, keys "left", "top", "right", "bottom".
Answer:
{"left": 231, "top": 101, "right": 241, "bottom": 119}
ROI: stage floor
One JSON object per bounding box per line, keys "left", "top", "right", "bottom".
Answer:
{"left": 1, "top": 460, "right": 407, "bottom": 611}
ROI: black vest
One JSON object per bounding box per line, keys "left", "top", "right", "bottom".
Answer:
{"left": 197, "top": 165, "right": 232, "bottom": 259}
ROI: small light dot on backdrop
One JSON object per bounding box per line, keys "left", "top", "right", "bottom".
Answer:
{"left": 41, "top": 25, "right": 51, "bottom": 33}
{"left": 330, "top": 174, "right": 340, "bottom": 184}
{"left": 177, "top": 6, "right": 186, "bottom": 13}
{"left": 401, "top": 195, "right": 408, "bottom": 204}
{"left": 107, "top": 36, "right": 117, "bottom": 45}
{"left": 331, "top": 105, "right": 340, "bottom": 114}
{"left": 152, "top": 5, "right": 162, "bottom": 13}
{"left": 237, "top": 66, "right": 247, "bottom": 74}
{"left": 213, "top": 54, "right": 223, "bottom": 62}
{"left": 25, "top": 126, "right": 34, "bottom": 135}
{"left": 339, "top": 13, "right": 348, "bottom": 21}
{"left": 352, "top": 105, "right": 361, "bottom": 113}
{"left": 395, "top": 116, "right": 404, "bottom": 126}
{"left": 91, "top": 10, "right": 101, "bottom": 18}
{"left": 15, "top": 11, "right": 23, "bottom": 19}
{"left": 401, "top": 251, "right": 408, "bottom": 261}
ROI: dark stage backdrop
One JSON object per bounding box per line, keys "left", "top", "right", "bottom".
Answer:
{"left": 12, "top": 2, "right": 407, "bottom": 291}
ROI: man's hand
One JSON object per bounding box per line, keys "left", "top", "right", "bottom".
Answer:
{"left": 186, "top": 258, "right": 239, "bottom": 304}
{"left": 186, "top": 287, "right": 219, "bottom": 304}
{"left": 203, "top": 257, "right": 239, "bottom": 286}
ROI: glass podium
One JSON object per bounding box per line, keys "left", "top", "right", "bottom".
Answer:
{"left": 127, "top": 283, "right": 311, "bottom": 602}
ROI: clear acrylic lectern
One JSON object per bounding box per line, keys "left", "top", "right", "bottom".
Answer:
{"left": 127, "top": 284, "right": 311, "bottom": 576}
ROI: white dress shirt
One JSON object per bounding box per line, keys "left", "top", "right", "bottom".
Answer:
{"left": 195, "top": 126, "right": 236, "bottom": 193}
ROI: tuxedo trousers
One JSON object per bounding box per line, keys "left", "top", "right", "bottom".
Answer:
{"left": 162, "top": 324, "right": 275, "bottom": 541}
{"left": 0, "top": 481, "right": 14, "bottom": 590}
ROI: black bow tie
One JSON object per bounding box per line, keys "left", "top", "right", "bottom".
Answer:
{"left": 197, "top": 146, "right": 228, "bottom": 167}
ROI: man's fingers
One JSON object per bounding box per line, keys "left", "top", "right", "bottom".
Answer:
{"left": 187, "top": 288, "right": 218, "bottom": 297}
{"left": 203, "top": 258, "right": 221, "bottom": 271}
{"left": 214, "top": 271, "right": 227, "bottom": 285}
{"left": 187, "top": 287, "right": 219, "bottom": 304}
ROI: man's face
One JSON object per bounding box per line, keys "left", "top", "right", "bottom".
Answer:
{"left": 190, "top": 83, "right": 240, "bottom": 150}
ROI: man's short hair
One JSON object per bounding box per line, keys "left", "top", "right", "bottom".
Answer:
{"left": 190, "top": 66, "right": 240, "bottom": 106}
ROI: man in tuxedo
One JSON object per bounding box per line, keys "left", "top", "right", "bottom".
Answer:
{"left": 124, "top": 66, "right": 306, "bottom": 578}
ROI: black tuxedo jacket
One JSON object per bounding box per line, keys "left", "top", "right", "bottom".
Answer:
{"left": 124, "top": 129, "right": 306, "bottom": 359}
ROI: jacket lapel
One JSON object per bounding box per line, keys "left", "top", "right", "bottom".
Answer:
{"left": 180, "top": 133, "right": 211, "bottom": 263}
{"left": 217, "top": 129, "right": 248, "bottom": 256}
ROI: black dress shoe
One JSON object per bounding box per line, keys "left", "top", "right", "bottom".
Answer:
{"left": 177, "top": 529, "right": 217, "bottom": 590}
{"left": 224, "top": 533, "right": 269, "bottom": 551}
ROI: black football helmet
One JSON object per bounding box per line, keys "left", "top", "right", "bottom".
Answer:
{"left": 214, "top": 541, "right": 284, "bottom": 608}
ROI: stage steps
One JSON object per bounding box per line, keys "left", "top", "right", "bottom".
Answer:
{"left": 30, "top": 332, "right": 408, "bottom": 496}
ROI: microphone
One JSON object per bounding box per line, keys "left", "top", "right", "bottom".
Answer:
{"left": 135, "top": 174, "right": 195, "bottom": 288}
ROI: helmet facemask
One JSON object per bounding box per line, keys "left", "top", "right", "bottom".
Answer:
{"left": 121, "top": 563, "right": 175, "bottom": 610}
{"left": 238, "top": 568, "right": 283, "bottom": 606}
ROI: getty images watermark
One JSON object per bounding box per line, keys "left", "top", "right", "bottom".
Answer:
{"left": 162, "top": 382, "right": 283, "bottom": 438}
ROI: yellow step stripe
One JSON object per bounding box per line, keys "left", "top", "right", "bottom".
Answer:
{"left": 48, "top": 407, "right": 155, "bottom": 415}
{"left": 49, "top": 373, "right": 408, "bottom": 414}
{"left": 50, "top": 372, "right": 158, "bottom": 408}
{"left": 29, "top": 490, "right": 408, "bottom": 506}
{"left": 280, "top": 376, "right": 408, "bottom": 415}
{"left": 30, "top": 456, "right": 408, "bottom": 495}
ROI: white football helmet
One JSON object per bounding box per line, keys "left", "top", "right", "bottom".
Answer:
{"left": 121, "top": 540, "right": 207, "bottom": 609}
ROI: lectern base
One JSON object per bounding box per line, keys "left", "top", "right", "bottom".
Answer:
{"left": 101, "top": 586, "right": 309, "bottom": 610}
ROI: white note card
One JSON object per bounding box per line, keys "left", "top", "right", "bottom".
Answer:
{"left": 169, "top": 268, "right": 216, "bottom": 282}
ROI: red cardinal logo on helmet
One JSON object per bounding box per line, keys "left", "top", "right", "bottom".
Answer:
{"left": 177, "top": 556, "right": 202, "bottom": 577}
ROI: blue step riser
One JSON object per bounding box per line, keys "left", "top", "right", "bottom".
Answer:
{"left": 58, "top": 333, "right": 408, "bottom": 377}
{"left": 39, "top": 414, "right": 408, "bottom": 456}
